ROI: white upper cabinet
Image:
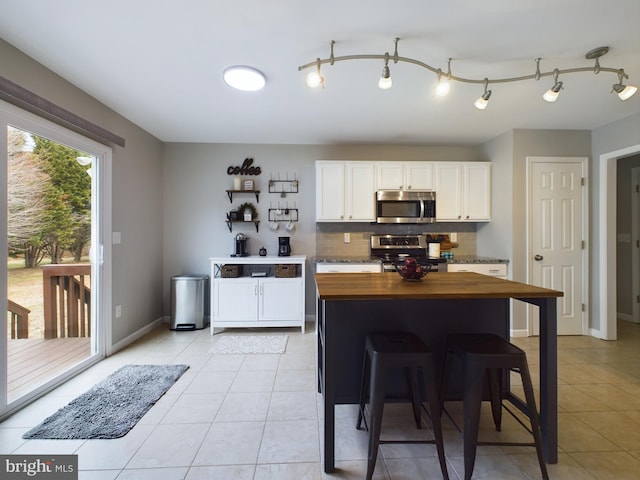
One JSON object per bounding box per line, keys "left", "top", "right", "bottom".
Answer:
{"left": 375, "top": 162, "right": 434, "bottom": 190}
{"left": 435, "top": 162, "right": 491, "bottom": 221}
{"left": 316, "top": 160, "right": 490, "bottom": 223}
{"left": 316, "top": 161, "right": 376, "bottom": 222}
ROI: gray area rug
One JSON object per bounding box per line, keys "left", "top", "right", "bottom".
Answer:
{"left": 22, "top": 364, "right": 189, "bottom": 439}
{"left": 209, "top": 335, "right": 288, "bottom": 354}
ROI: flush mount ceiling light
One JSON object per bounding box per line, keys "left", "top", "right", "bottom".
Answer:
{"left": 223, "top": 66, "right": 266, "bottom": 91}
{"left": 298, "top": 40, "right": 638, "bottom": 108}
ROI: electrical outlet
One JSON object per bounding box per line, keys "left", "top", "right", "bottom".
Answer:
{"left": 450, "top": 232, "right": 458, "bottom": 242}
{"left": 344, "top": 233, "right": 351, "bottom": 244}
{"left": 115, "top": 305, "right": 122, "bottom": 318}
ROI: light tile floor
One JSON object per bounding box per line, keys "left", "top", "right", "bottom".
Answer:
{"left": 1, "top": 320, "right": 639, "bottom": 479}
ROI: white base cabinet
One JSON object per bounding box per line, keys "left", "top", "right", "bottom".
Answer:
{"left": 447, "top": 263, "right": 507, "bottom": 279}
{"left": 210, "top": 256, "right": 306, "bottom": 333}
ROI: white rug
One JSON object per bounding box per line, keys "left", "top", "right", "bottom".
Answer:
{"left": 209, "top": 335, "right": 288, "bottom": 354}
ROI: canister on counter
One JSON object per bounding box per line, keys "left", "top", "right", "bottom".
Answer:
{"left": 428, "top": 241, "right": 441, "bottom": 258}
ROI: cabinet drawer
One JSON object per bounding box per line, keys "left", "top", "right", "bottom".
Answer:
{"left": 447, "top": 263, "right": 507, "bottom": 277}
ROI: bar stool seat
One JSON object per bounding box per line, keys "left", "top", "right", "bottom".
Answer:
{"left": 356, "top": 332, "right": 449, "bottom": 480}
{"left": 441, "top": 333, "right": 549, "bottom": 480}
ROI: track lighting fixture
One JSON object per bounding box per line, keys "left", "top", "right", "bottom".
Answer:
{"left": 299, "top": 40, "right": 637, "bottom": 107}
{"left": 612, "top": 69, "right": 638, "bottom": 100}
{"left": 435, "top": 59, "right": 452, "bottom": 97}
{"left": 474, "top": 78, "right": 491, "bottom": 110}
{"left": 306, "top": 58, "right": 324, "bottom": 88}
{"left": 543, "top": 68, "right": 563, "bottom": 102}
{"left": 378, "top": 53, "right": 392, "bottom": 89}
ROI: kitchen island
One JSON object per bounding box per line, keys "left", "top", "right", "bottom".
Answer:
{"left": 315, "top": 271, "right": 563, "bottom": 473}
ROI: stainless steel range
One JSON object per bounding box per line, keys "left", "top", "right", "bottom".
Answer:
{"left": 370, "top": 234, "right": 447, "bottom": 272}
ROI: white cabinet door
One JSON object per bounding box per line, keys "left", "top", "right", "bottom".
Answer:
{"left": 375, "top": 162, "right": 404, "bottom": 190}
{"left": 435, "top": 162, "right": 491, "bottom": 221}
{"left": 435, "top": 162, "right": 463, "bottom": 221}
{"left": 316, "top": 161, "right": 346, "bottom": 221}
{"left": 375, "top": 162, "right": 434, "bottom": 190}
{"left": 346, "top": 162, "right": 376, "bottom": 221}
{"left": 316, "top": 161, "right": 375, "bottom": 222}
{"left": 464, "top": 163, "right": 491, "bottom": 221}
{"left": 405, "top": 162, "right": 434, "bottom": 190}
{"left": 259, "top": 278, "right": 303, "bottom": 321}
{"left": 213, "top": 278, "right": 258, "bottom": 321}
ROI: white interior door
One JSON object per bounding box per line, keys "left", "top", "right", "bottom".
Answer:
{"left": 528, "top": 157, "right": 587, "bottom": 335}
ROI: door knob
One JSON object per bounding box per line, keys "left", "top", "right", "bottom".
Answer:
{"left": 534, "top": 254, "right": 544, "bottom": 261}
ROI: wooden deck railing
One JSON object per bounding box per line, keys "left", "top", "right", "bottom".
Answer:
{"left": 8, "top": 299, "right": 30, "bottom": 339}
{"left": 43, "top": 264, "right": 91, "bottom": 339}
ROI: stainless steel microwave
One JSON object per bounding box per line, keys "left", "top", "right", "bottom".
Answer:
{"left": 376, "top": 190, "right": 436, "bottom": 223}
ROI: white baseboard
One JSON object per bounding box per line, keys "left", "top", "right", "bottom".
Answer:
{"left": 510, "top": 328, "right": 529, "bottom": 338}
{"left": 110, "top": 317, "right": 165, "bottom": 355}
{"left": 617, "top": 312, "right": 634, "bottom": 322}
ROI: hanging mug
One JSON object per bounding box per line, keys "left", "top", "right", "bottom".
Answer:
{"left": 285, "top": 221, "right": 295, "bottom": 233}
{"left": 269, "top": 221, "right": 279, "bottom": 232}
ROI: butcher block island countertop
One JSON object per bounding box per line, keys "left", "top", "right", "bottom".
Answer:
{"left": 315, "top": 271, "right": 564, "bottom": 300}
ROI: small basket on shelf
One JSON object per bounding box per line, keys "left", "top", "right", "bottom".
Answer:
{"left": 221, "top": 264, "right": 242, "bottom": 278}
{"left": 275, "top": 264, "right": 297, "bottom": 278}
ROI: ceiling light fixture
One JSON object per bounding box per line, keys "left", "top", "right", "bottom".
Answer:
{"left": 612, "top": 69, "right": 638, "bottom": 100}
{"left": 474, "top": 78, "right": 491, "bottom": 110}
{"left": 223, "top": 65, "right": 266, "bottom": 91}
{"left": 299, "top": 41, "right": 638, "bottom": 106}
{"left": 378, "top": 53, "right": 393, "bottom": 90}
{"left": 306, "top": 58, "right": 325, "bottom": 88}
{"left": 543, "top": 68, "right": 563, "bottom": 102}
{"left": 435, "top": 58, "right": 453, "bottom": 97}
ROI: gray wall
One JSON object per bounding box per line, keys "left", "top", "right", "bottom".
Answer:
{"left": 161, "top": 143, "right": 480, "bottom": 316}
{"left": 477, "top": 130, "right": 592, "bottom": 331}
{"left": 591, "top": 112, "right": 640, "bottom": 331}
{"left": 1, "top": 38, "right": 165, "bottom": 345}
{"left": 616, "top": 154, "right": 640, "bottom": 318}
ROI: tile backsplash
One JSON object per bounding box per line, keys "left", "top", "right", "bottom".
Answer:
{"left": 315, "top": 230, "right": 477, "bottom": 258}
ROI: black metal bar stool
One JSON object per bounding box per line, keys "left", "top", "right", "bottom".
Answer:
{"left": 356, "top": 332, "right": 449, "bottom": 480}
{"left": 440, "top": 333, "right": 549, "bottom": 480}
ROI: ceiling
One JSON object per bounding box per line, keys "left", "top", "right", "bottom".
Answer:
{"left": 1, "top": 0, "right": 639, "bottom": 146}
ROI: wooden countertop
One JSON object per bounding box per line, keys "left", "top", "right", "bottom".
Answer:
{"left": 315, "top": 272, "right": 563, "bottom": 300}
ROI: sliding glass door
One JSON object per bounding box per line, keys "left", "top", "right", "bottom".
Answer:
{"left": 1, "top": 100, "right": 111, "bottom": 417}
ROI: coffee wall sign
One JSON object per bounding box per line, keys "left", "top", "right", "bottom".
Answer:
{"left": 227, "top": 157, "right": 261, "bottom": 175}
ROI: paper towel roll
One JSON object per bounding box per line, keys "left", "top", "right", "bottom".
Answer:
{"left": 428, "top": 243, "right": 440, "bottom": 258}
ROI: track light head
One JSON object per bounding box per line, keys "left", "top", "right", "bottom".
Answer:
{"left": 474, "top": 79, "right": 491, "bottom": 109}
{"left": 306, "top": 58, "right": 324, "bottom": 88}
{"left": 435, "top": 67, "right": 451, "bottom": 97}
{"left": 543, "top": 81, "right": 563, "bottom": 102}
{"left": 378, "top": 54, "right": 392, "bottom": 90}
{"left": 612, "top": 70, "right": 637, "bottom": 100}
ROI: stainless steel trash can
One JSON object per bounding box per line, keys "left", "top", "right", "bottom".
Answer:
{"left": 170, "top": 274, "right": 209, "bottom": 330}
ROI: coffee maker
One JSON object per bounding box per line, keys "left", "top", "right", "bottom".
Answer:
{"left": 232, "top": 233, "right": 248, "bottom": 257}
{"left": 278, "top": 237, "right": 291, "bottom": 257}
